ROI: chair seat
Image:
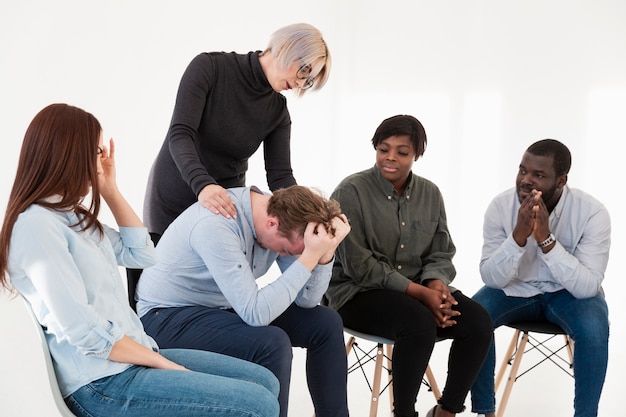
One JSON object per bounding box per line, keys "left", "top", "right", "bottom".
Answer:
{"left": 506, "top": 321, "right": 568, "bottom": 335}
{"left": 344, "top": 328, "right": 394, "bottom": 345}
{"left": 345, "top": 327, "right": 445, "bottom": 344}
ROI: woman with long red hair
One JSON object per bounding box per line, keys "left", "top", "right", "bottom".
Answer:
{"left": 0, "top": 103, "right": 279, "bottom": 417}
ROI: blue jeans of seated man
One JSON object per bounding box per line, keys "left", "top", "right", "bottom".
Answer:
{"left": 470, "top": 287, "right": 609, "bottom": 417}
{"left": 141, "top": 303, "right": 349, "bottom": 417}
{"left": 65, "top": 348, "right": 279, "bottom": 417}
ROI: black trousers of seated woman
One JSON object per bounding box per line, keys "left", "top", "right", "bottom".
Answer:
{"left": 338, "top": 289, "right": 492, "bottom": 416}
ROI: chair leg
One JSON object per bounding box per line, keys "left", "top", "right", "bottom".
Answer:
{"left": 369, "top": 343, "right": 385, "bottom": 417}
{"left": 425, "top": 365, "right": 441, "bottom": 400}
{"left": 495, "top": 329, "right": 521, "bottom": 392}
{"left": 496, "top": 331, "right": 529, "bottom": 417}
{"left": 346, "top": 335, "right": 357, "bottom": 355}
{"left": 386, "top": 343, "right": 394, "bottom": 414}
{"left": 565, "top": 335, "right": 574, "bottom": 365}
{"left": 383, "top": 343, "right": 440, "bottom": 406}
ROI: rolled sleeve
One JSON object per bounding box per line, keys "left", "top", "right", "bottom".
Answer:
{"left": 105, "top": 225, "right": 157, "bottom": 269}
{"left": 80, "top": 319, "right": 124, "bottom": 359}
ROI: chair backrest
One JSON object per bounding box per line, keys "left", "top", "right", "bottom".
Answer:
{"left": 126, "top": 268, "right": 143, "bottom": 312}
{"left": 126, "top": 232, "right": 162, "bottom": 312}
{"left": 21, "top": 296, "right": 76, "bottom": 417}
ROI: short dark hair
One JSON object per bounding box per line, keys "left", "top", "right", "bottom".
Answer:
{"left": 526, "top": 139, "right": 572, "bottom": 176}
{"left": 371, "top": 115, "right": 427, "bottom": 158}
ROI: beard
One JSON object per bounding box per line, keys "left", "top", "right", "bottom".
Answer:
{"left": 516, "top": 182, "right": 559, "bottom": 205}
{"left": 538, "top": 183, "right": 559, "bottom": 204}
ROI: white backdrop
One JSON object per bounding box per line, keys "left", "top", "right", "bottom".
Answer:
{"left": 1, "top": 1, "right": 624, "bottom": 416}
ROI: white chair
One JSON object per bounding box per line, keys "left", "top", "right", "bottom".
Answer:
{"left": 494, "top": 321, "right": 574, "bottom": 417}
{"left": 21, "top": 296, "right": 76, "bottom": 416}
{"left": 344, "top": 328, "right": 441, "bottom": 417}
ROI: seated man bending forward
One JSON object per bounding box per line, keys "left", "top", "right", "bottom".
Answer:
{"left": 136, "top": 185, "right": 351, "bottom": 417}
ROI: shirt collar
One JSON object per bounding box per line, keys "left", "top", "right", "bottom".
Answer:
{"left": 250, "top": 51, "right": 273, "bottom": 92}
{"left": 242, "top": 186, "right": 264, "bottom": 240}
{"left": 370, "top": 165, "right": 414, "bottom": 200}
{"left": 38, "top": 194, "right": 63, "bottom": 204}
{"left": 551, "top": 185, "right": 569, "bottom": 219}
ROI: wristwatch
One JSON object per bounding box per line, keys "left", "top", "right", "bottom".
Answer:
{"left": 537, "top": 233, "right": 556, "bottom": 248}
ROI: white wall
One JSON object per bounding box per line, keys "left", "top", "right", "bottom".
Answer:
{"left": 1, "top": 1, "right": 624, "bottom": 416}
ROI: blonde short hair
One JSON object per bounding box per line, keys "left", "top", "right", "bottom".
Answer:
{"left": 264, "top": 23, "right": 331, "bottom": 96}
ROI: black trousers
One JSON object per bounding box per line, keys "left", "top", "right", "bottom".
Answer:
{"left": 338, "top": 289, "right": 492, "bottom": 415}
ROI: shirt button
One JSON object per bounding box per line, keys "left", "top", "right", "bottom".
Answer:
{"left": 387, "top": 195, "right": 392, "bottom": 200}
{"left": 397, "top": 265, "right": 402, "bottom": 270}
{"left": 400, "top": 244, "right": 405, "bottom": 249}
{"left": 401, "top": 222, "right": 406, "bottom": 226}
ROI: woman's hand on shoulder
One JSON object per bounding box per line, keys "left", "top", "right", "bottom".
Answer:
{"left": 199, "top": 184, "right": 237, "bottom": 219}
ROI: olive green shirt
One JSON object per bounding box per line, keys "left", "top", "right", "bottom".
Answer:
{"left": 324, "top": 166, "right": 457, "bottom": 311}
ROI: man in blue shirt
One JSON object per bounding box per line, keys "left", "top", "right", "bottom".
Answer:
{"left": 470, "top": 139, "right": 611, "bottom": 417}
{"left": 137, "top": 185, "right": 351, "bottom": 417}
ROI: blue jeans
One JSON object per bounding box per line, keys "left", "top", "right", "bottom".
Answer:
{"left": 470, "top": 287, "right": 609, "bottom": 417}
{"left": 65, "top": 348, "right": 279, "bottom": 417}
{"left": 141, "top": 303, "right": 349, "bottom": 417}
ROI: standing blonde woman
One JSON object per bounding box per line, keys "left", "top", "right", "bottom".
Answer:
{"left": 133, "top": 23, "right": 332, "bottom": 310}
{"left": 0, "top": 103, "right": 279, "bottom": 417}
{"left": 144, "top": 22, "right": 332, "bottom": 236}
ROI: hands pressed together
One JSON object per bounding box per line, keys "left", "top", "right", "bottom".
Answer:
{"left": 406, "top": 279, "right": 460, "bottom": 328}
{"left": 513, "top": 189, "right": 551, "bottom": 248}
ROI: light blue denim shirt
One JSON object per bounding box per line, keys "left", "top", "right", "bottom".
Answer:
{"left": 8, "top": 204, "right": 158, "bottom": 397}
{"left": 480, "top": 186, "right": 611, "bottom": 299}
{"left": 136, "top": 186, "right": 333, "bottom": 326}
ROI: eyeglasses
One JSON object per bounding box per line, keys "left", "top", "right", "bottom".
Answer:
{"left": 97, "top": 146, "right": 103, "bottom": 155}
{"left": 296, "top": 64, "right": 315, "bottom": 90}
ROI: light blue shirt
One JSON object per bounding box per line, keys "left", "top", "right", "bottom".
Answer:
{"left": 8, "top": 204, "right": 158, "bottom": 397}
{"left": 136, "top": 187, "right": 333, "bottom": 326}
{"left": 480, "top": 186, "right": 611, "bottom": 299}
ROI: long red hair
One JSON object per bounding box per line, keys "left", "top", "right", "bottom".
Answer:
{"left": 0, "top": 103, "right": 103, "bottom": 290}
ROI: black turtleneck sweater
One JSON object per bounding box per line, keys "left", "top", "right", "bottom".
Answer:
{"left": 144, "top": 51, "right": 296, "bottom": 235}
